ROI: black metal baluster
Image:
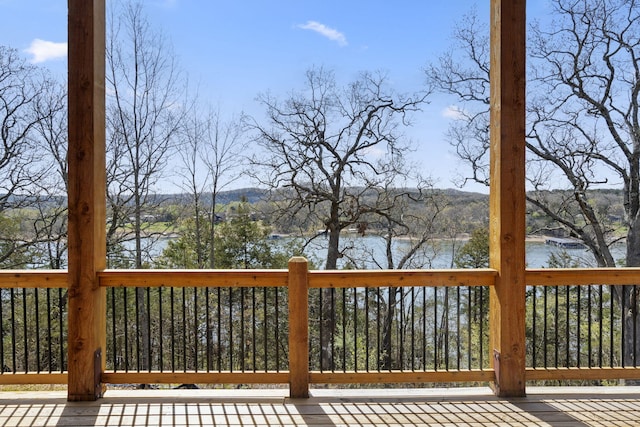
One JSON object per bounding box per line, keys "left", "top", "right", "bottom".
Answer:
{"left": 543, "top": 286, "right": 548, "bottom": 369}
{"left": 566, "top": 286, "right": 570, "bottom": 367}
{"left": 577, "top": 285, "right": 581, "bottom": 368}
{"left": 365, "top": 287, "right": 369, "bottom": 371}
{"left": 433, "top": 287, "right": 438, "bottom": 370}
{"left": 134, "top": 287, "right": 140, "bottom": 371}
{"left": 263, "top": 287, "right": 267, "bottom": 371}
{"left": 35, "top": 289, "right": 40, "bottom": 372}
{"left": 610, "top": 284, "right": 614, "bottom": 368}
{"left": 182, "top": 287, "right": 187, "bottom": 372}
{"left": 411, "top": 287, "right": 416, "bottom": 371}
{"left": 275, "top": 287, "right": 280, "bottom": 371}
{"left": 331, "top": 288, "right": 335, "bottom": 370}
{"left": 467, "top": 287, "right": 472, "bottom": 369}
{"left": 342, "top": 287, "right": 346, "bottom": 371}
{"left": 111, "top": 288, "right": 117, "bottom": 371}
{"left": 376, "top": 288, "right": 381, "bottom": 370}
{"left": 353, "top": 287, "right": 358, "bottom": 371}
{"left": 588, "top": 285, "right": 592, "bottom": 367}
{"left": 599, "top": 285, "right": 603, "bottom": 367}
{"left": 455, "top": 286, "right": 460, "bottom": 370}
{"left": 479, "top": 286, "right": 484, "bottom": 368}
{"left": 170, "top": 287, "right": 175, "bottom": 372}
{"left": 217, "top": 287, "right": 222, "bottom": 371}
{"left": 229, "top": 287, "right": 233, "bottom": 371}
{"left": 631, "top": 285, "right": 638, "bottom": 367}
{"left": 21, "top": 289, "right": 27, "bottom": 372}
{"left": 319, "top": 288, "right": 323, "bottom": 372}
{"left": 444, "top": 287, "right": 449, "bottom": 371}
{"left": 47, "top": 288, "right": 52, "bottom": 373}
{"left": 158, "top": 288, "right": 163, "bottom": 372}
{"left": 194, "top": 287, "right": 198, "bottom": 371}
{"left": 146, "top": 287, "right": 151, "bottom": 372}
{"left": 554, "top": 286, "right": 559, "bottom": 368}
{"left": 11, "top": 288, "right": 16, "bottom": 373}
{"left": 59, "top": 288, "right": 64, "bottom": 372}
{"left": 204, "top": 286, "right": 213, "bottom": 372}
{"left": 240, "top": 287, "right": 245, "bottom": 371}
{"left": 400, "top": 287, "right": 405, "bottom": 369}
{"left": 124, "top": 288, "right": 129, "bottom": 372}
{"left": 252, "top": 287, "right": 256, "bottom": 372}
{"left": 532, "top": 286, "right": 537, "bottom": 367}
{"left": 206, "top": 287, "right": 211, "bottom": 372}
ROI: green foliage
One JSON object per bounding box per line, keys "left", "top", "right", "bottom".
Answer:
{"left": 214, "top": 204, "right": 283, "bottom": 269}
{"left": 454, "top": 228, "right": 489, "bottom": 269}
{"left": 546, "top": 250, "right": 581, "bottom": 268}
{"left": 157, "top": 216, "right": 212, "bottom": 269}
{"left": 525, "top": 285, "right": 621, "bottom": 385}
{"left": 0, "top": 215, "right": 40, "bottom": 269}
{"left": 157, "top": 201, "right": 303, "bottom": 269}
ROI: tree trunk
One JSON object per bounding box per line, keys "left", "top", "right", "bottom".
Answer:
{"left": 320, "top": 203, "right": 341, "bottom": 370}
{"left": 622, "top": 286, "right": 640, "bottom": 368}
{"left": 621, "top": 216, "right": 640, "bottom": 382}
{"left": 135, "top": 188, "right": 150, "bottom": 373}
{"left": 380, "top": 287, "right": 397, "bottom": 370}
{"left": 209, "top": 186, "right": 218, "bottom": 269}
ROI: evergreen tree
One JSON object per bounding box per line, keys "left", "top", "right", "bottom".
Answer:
{"left": 454, "top": 228, "right": 489, "bottom": 269}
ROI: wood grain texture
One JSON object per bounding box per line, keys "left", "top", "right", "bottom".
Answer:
{"left": 67, "top": 0, "right": 107, "bottom": 401}
{"left": 488, "top": 0, "right": 527, "bottom": 397}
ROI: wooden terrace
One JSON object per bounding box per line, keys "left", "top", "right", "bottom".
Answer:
{"left": 2, "top": 1, "right": 640, "bottom": 425}
{"left": 1, "top": 387, "right": 640, "bottom": 426}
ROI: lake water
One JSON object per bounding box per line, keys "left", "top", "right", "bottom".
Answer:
{"left": 295, "top": 235, "right": 627, "bottom": 270}
{"left": 150, "top": 234, "right": 626, "bottom": 269}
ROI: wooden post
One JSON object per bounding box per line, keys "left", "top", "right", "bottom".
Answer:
{"left": 288, "top": 257, "right": 309, "bottom": 398}
{"left": 489, "top": 0, "right": 527, "bottom": 397}
{"left": 67, "top": 0, "right": 107, "bottom": 401}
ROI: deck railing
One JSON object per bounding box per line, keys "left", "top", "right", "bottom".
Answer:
{"left": 1, "top": 263, "right": 640, "bottom": 395}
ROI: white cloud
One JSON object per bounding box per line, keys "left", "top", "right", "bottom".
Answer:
{"left": 297, "top": 21, "right": 347, "bottom": 47}
{"left": 25, "top": 39, "right": 67, "bottom": 63}
{"left": 442, "top": 105, "right": 466, "bottom": 120}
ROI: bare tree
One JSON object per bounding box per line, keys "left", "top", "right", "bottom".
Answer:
{"left": 106, "top": 0, "right": 184, "bottom": 268}
{"left": 426, "top": 0, "right": 640, "bottom": 368}
{"left": 32, "top": 80, "right": 68, "bottom": 269}
{"left": 175, "top": 107, "right": 208, "bottom": 269}
{"left": 250, "top": 66, "right": 429, "bottom": 369}
{"left": 0, "top": 46, "right": 61, "bottom": 268}
{"left": 361, "top": 174, "right": 447, "bottom": 370}
{"left": 175, "top": 105, "right": 246, "bottom": 269}
{"left": 251, "top": 67, "right": 428, "bottom": 269}
{"left": 201, "top": 109, "right": 246, "bottom": 268}
{"left": 106, "top": 1, "right": 185, "bottom": 373}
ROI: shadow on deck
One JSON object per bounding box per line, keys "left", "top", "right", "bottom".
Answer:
{"left": 0, "top": 387, "right": 639, "bottom": 426}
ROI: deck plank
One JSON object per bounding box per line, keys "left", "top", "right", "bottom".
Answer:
{"left": 0, "top": 387, "right": 639, "bottom": 426}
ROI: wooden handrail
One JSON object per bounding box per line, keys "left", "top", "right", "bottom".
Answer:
{"left": 526, "top": 268, "right": 640, "bottom": 286}
{"left": 1, "top": 265, "right": 640, "bottom": 395}
{"left": 96, "top": 268, "right": 497, "bottom": 289}
{"left": 98, "top": 269, "right": 288, "bottom": 288}
{"left": 308, "top": 268, "right": 497, "bottom": 288}
{"left": 0, "top": 271, "right": 67, "bottom": 288}
{"left": 2, "top": 267, "right": 640, "bottom": 289}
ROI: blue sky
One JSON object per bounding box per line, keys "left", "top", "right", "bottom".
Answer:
{"left": 0, "top": 1, "right": 551, "bottom": 193}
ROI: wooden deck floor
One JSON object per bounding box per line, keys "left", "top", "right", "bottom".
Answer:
{"left": 0, "top": 386, "right": 639, "bottom": 426}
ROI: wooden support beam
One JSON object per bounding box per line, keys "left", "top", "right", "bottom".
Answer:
{"left": 488, "top": 0, "right": 527, "bottom": 397}
{"left": 288, "top": 257, "right": 310, "bottom": 398}
{"left": 67, "top": 0, "right": 107, "bottom": 401}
